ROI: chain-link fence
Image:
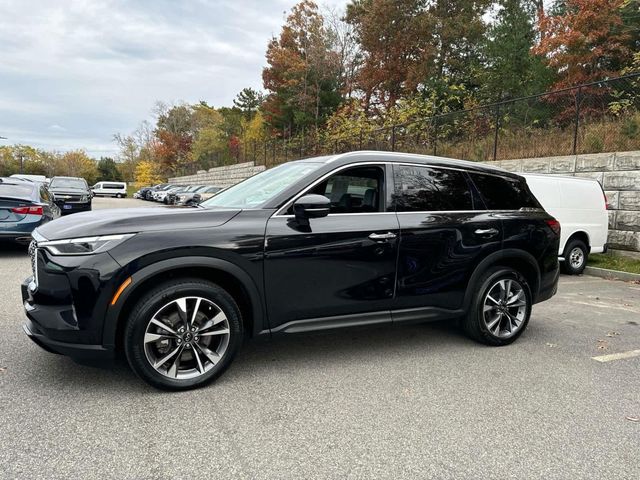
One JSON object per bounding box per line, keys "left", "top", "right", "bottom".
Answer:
{"left": 183, "top": 72, "right": 640, "bottom": 173}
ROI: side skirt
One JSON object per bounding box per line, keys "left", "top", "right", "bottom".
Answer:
{"left": 270, "top": 306, "right": 464, "bottom": 335}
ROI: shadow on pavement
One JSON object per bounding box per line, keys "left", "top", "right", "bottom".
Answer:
{"left": 0, "top": 240, "right": 28, "bottom": 258}
{"left": 18, "top": 320, "right": 467, "bottom": 393}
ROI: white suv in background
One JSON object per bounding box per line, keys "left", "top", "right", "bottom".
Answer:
{"left": 522, "top": 174, "right": 608, "bottom": 275}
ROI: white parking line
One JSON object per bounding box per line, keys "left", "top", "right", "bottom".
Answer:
{"left": 592, "top": 349, "right": 640, "bottom": 363}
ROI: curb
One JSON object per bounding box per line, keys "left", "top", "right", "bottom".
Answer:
{"left": 584, "top": 266, "right": 640, "bottom": 282}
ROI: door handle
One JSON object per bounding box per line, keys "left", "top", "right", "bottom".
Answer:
{"left": 474, "top": 228, "right": 499, "bottom": 237}
{"left": 369, "top": 232, "right": 397, "bottom": 241}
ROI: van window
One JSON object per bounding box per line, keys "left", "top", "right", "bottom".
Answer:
{"left": 391, "top": 165, "right": 472, "bottom": 212}
{"left": 470, "top": 173, "right": 541, "bottom": 210}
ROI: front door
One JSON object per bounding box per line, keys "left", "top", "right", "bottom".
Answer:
{"left": 264, "top": 164, "right": 400, "bottom": 332}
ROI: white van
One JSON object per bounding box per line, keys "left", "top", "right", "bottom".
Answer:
{"left": 91, "top": 181, "right": 127, "bottom": 198}
{"left": 522, "top": 174, "right": 608, "bottom": 274}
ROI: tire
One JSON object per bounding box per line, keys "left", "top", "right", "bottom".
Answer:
{"left": 562, "top": 239, "right": 588, "bottom": 275}
{"left": 124, "top": 278, "right": 243, "bottom": 390}
{"left": 116, "top": 193, "right": 123, "bottom": 198}
{"left": 462, "top": 267, "right": 532, "bottom": 346}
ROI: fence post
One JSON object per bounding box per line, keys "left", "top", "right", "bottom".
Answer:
{"left": 493, "top": 104, "right": 500, "bottom": 162}
{"left": 391, "top": 125, "right": 396, "bottom": 152}
{"left": 572, "top": 86, "right": 582, "bottom": 155}
{"left": 432, "top": 118, "right": 438, "bottom": 156}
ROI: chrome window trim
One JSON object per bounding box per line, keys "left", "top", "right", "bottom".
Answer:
{"left": 271, "top": 159, "right": 538, "bottom": 218}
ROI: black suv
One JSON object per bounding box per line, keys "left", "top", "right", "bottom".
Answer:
{"left": 48, "top": 176, "right": 92, "bottom": 214}
{"left": 22, "top": 152, "right": 560, "bottom": 390}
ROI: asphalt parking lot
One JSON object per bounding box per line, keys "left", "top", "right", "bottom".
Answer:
{"left": 0, "top": 197, "right": 638, "bottom": 479}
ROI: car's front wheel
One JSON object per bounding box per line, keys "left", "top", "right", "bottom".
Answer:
{"left": 463, "top": 267, "right": 532, "bottom": 346}
{"left": 124, "top": 278, "right": 243, "bottom": 390}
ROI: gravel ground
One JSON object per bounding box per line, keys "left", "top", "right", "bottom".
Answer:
{"left": 0, "top": 197, "right": 638, "bottom": 479}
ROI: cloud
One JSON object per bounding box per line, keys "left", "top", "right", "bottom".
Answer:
{"left": 0, "top": 0, "right": 349, "bottom": 158}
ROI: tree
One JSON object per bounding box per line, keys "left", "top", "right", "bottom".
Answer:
{"left": 534, "top": 0, "right": 631, "bottom": 88}
{"left": 134, "top": 160, "right": 164, "bottom": 186}
{"left": 153, "top": 102, "right": 195, "bottom": 175}
{"left": 482, "top": 0, "right": 553, "bottom": 101}
{"left": 55, "top": 150, "right": 99, "bottom": 184}
{"left": 96, "top": 157, "right": 123, "bottom": 181}
{"left": 262, "top": 1, "right": 342, "bottom": 136}
{"left": 346, "top": 0, "right": 428, "bottom": 112}
{"left": 346, "top": 0, "right": 490, "bottom": 112}
{"left": 233, "top": 88, "right": 264, "bottom": 118}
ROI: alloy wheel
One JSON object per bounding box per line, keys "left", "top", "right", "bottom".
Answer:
{"left": 143, "top": 296, "right": 230, "bottom": 380}
{"left": 482, "top": 279, "right": 528, "bottom": 339}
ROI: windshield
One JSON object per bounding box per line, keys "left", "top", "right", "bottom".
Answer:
{"left": 50, "top": 178, "right": 86, "bottom": 189}
{"left": 201, "top": 162, "right": 322, "bottom": 209}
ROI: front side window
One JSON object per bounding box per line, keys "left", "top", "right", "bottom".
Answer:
{"left": 305, "top": 166, "right": 384, "bottom": 214}
{"left": 391, "top": 165, "right": 472, "bottom": 212}
{"left": 201, "top": 161, "right": 323, "bottom": 209}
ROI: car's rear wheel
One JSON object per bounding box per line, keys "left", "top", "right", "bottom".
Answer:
{"left": 116, "top": 193, "right": 123, "bottom": 198}
{"left": 463, "top": 267, "right": 532, "bottom": 346}
{"left": 562, "top": 239, "right": 588, "bottom": 275}
{"left": 124, "top": 278, "right": 242, "bottom": 390}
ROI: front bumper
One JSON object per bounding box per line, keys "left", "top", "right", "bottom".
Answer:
{"left": 23, "top": 319, "right": 113, "bottom": 361}
{"left": 20, "top": 247, "right": 122, "bottom": 362}
{"left": 54, "top": 201, "right": 92, "bottom": 215}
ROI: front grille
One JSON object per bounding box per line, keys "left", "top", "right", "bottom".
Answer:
{"left": 55, "top": 194, "right": 83, "bottom": 203}
{"left": 28, "top": 240, "right": 38, "bottom": 284}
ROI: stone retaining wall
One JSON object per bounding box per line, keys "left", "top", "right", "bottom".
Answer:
{"left": 169, "top": 161, "right": 266, "bottom": 188}
{"left": 489, "top": 151, "right": 640, "bottom": 253}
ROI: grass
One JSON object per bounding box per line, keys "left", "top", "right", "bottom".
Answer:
{"left": 588, "top": 253, "right": 640, "bottom": 275}
{"left": 127, "top": 184, "right": 139, "bottom": 197}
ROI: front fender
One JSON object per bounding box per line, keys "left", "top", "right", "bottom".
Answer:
{"left": 102, "top": 255, "right": 267, "bottom": 348}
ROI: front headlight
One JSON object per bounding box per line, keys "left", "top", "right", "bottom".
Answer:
{"left": 38, "top": 233, "right": 135, "bottom": 255}
{"left": 80, "top": 195, "right": 89, "bottom": 202}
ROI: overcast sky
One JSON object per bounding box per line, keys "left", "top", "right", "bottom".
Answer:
{"left": 0, "top": 0, "right": 348, "bottom": 157}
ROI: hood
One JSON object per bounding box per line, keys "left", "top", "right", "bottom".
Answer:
{"left": 35, "top": 206, "right": 241, "bottom": 240}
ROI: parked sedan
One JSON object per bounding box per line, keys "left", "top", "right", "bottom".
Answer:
{"left": 176, "top": 185, "right": 223, "bottom": 206}
{"left": 166, "top": 185, "right": 204, "bottom": 205}
{"left": 0, "top": 177, "right": 60, "bottom": 243}
{"left": 140, "top": 184, "right": 170, "bottom": 200}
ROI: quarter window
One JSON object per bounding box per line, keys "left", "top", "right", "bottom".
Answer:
{"left": 391, "top": 165, "right": 472, "bottom": 212}
{"left": 469, "top": 173, "right": 541, "bottom": 210}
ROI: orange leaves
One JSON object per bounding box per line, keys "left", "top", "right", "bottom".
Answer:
{"left": 534, "top": 0, "right": 631, "bottom": 89}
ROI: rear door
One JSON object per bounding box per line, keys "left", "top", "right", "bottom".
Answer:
{"left": 264, "top": 163, "right": 400, "bottom": 332}
{"left": 391, "top": 164, "right": 503, "bottom": 319}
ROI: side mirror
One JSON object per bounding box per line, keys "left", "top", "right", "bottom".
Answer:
{"left": 293, "top": 194, "right": 330, "bottom": 221}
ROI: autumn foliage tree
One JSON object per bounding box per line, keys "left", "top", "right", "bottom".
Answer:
{"left": 262, "top": 0, "right": 342, "bottom": 137}
{"left": 534, "top": 0, "right": 631, "bottom": 88}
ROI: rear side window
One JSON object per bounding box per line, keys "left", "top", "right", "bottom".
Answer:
{"left": 391, "top": 165, "right": 472, "bottom": 212}
{"left": 470, "top": 173, "right": 541, "bottom": 210}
